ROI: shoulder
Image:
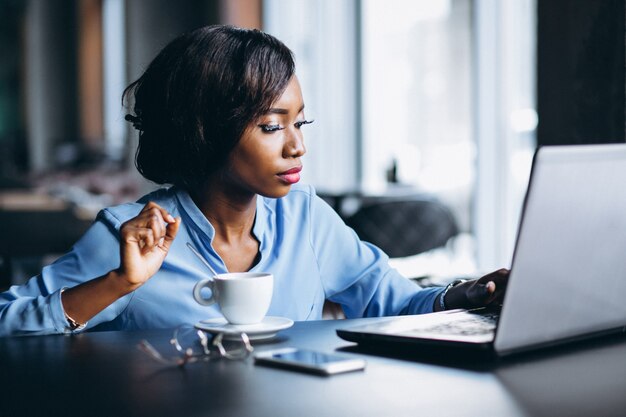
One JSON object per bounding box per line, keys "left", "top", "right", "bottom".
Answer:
{"left": 97, "top": 187, "right": 178, "bottom": 230}
{"left": 282, "top": 183, "right": 316, "bottom": 205}
{"left": 261, "top": 184, "right": 340, "bottom": 226}
{"left": 262, "top": 184, "right": 325, "bottom": 215}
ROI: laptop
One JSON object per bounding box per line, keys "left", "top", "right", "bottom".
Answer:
{"left": 337, "top": 144, "right": 626, "bottom": 357}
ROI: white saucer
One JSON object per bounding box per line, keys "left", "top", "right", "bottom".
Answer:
{"left": 195, "top": 316, "right": 294, "bottom": 341}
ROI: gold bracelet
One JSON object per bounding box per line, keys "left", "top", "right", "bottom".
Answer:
{"left": 60, "top": 288, "right": 87, "bottom": 331}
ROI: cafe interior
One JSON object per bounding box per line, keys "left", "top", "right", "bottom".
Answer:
{"left": 1, "top": 1, "right": 625, "bottom": 416}
{"left": 2, "top": 0, "right": 622, "bottom": 289}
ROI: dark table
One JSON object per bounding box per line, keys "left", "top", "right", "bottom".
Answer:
{"left": 1, "top": 318, "right": 625, "bottom": 417}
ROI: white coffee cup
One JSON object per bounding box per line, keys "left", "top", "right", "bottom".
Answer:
{"left": 193, "top": 272, "right": 273, "bottom": 325}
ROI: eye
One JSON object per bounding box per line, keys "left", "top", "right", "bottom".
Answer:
{"left": 294, "top": 119, "right": 314, "bottom": 129}
{"left": 258, "top": 124, "right": 284, "bottom": 133}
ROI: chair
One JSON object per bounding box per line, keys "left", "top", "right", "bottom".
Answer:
{"left": 0, "top": 193, "right": 93, "bottom": 289}
{"left": 344, "top": 198, "right": 459, "bottom": 258}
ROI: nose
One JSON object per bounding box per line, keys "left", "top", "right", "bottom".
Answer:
{"left": 283, "top": 129, "right": 306, "bottom": 158}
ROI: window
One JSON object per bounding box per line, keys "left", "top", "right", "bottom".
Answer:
{"left": 361, "top": 0, "right": 474, "bottom": 232}
{"left": 264, "top": 0, "right": 536, "bottom": 274}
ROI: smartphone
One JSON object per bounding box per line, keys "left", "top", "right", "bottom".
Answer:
{"left": 254, "top": 347, "right": 366, "bottom": 375}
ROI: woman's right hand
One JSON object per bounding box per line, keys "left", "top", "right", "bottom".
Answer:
{"left": 115, "top": 201, "right": 180, "bottom": 291}
{"left": 441, "top": 268, "right": 510, "bottom": 311}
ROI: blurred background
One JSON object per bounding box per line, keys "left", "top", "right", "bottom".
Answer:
{"left": 1, "top": 0, "right": 624, "bottom": 290}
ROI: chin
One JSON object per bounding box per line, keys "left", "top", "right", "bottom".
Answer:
{"left": 260, "top": 185, "right": 292, "bottom": 199}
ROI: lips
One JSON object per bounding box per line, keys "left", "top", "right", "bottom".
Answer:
{"left": 277, "top": 166, "right": 302, "bottom": 185}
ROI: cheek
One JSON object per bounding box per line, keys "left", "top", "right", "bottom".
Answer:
{"left": 233, "top": 147, "right": 274, "bottom": 179}
{"left": 246, "top": 143, "right": 281, "bottom": 166}
{"left": 230, "top": 133, "right": 285, "bottom": 176}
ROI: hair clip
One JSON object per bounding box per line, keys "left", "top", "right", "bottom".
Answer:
{"left": 125, "top": 114, "right": 143, "bottom": 130}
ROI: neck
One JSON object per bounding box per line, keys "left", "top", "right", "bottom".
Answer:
{"left": 190, "top": 177, "right": 257, "bottom": 244}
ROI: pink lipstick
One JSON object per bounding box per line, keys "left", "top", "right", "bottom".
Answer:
{"left": 277, "top": 166, "right": 302, "bottom": 185}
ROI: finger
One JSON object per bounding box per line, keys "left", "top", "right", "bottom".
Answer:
{"left": 122, "top": 226, "right": 156, "bottom": 252}
{"left": 147, "top": 213, "right": 166, "bottom": 243}
{"left": 477, "top": 282, "right": 494, "bottom": 300}
{"left": 490, "top": 271, "right": 509, "bottom": 296}
{"left": 479, "top": 268, "right": 508, "bottom": 280}
{"left": 477, "top": 270, "right": 509, "bottom": 290}
{"left": 138, "top": 228, "right": 155, "bottom": 251}
{"left": 124, "top": 209, "right": 163, "bottom": 233}
{"left": 494, "top": 269, "right": 510, "bottom": 282}
{"left": 140, "top": 201, "right": 176, "bottom": 224}
{"left": 139, "top": 201, "right": 160, "bottom": 214}
{"left": 120, "top": 224, "right": 142, "bottom": 243}
{"left": 486, "top": 280, "right": 508, "bottom": 306}
{"left": 161, "top": 217, "right": 181, "bottom": 251}
{"left": 466, "top": 281, "right": 496, "bottom": 307}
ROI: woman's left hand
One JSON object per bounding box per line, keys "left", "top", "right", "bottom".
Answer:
{"left": 440, "top": 268, "right": 510, "bottom": 310}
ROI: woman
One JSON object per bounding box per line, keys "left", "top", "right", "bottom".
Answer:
{"left": 0, "top": 25, "right": 507, "bottom": 336}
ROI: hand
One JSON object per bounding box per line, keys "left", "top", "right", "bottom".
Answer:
{"left": 115, "top": 202, "right": 180, "bottom": 291}
{"left": 442, "top": 268, "right": 509, "bottom": 310}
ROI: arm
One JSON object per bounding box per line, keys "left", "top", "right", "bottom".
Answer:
{"left": 61, "top": 202, "right": 180, "bottom": 325}
{"left": 307, "top": 190, "right": 441, "bottom": 318}
{"left": 0, "top": 202, "right": 179, "bottom": 336}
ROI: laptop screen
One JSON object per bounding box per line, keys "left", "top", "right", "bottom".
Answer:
{"left": 494, "top": 144, "right": 626, "bottom": 355}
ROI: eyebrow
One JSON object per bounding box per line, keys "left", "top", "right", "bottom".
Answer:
{"left": 267, "top": 104, "right": 305, "bottom": 115}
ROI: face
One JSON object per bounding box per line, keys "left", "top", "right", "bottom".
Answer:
{"left": 223, "top": 76, "right": 310, "bottom": 199}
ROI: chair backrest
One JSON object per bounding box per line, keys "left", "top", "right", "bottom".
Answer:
{"left": 344, "top": 199, "right": 459, "bottom": 258}
{"left": 0, "top": 208, "right": 92, "bottom": 289}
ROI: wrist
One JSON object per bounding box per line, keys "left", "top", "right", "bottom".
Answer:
{"left": 108, "top": 269, "right": 142, "bottom": 295}
{"left": 438, "top": 279, "right": 469, "bottom": 311}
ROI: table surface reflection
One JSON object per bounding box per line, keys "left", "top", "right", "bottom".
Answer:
{"left": 1, "top": 318, "right": 625, "bottom": 417}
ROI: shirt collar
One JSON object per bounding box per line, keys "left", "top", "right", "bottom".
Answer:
{"left": 174, "top": 187, "right": 216, "bottom": 240}
{"left": 174, "top": 187, "right": 269, "bottom": 244}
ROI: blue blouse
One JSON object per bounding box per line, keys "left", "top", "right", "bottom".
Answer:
{"left": 0, "top": 184, "right": 442, "bottom": 336}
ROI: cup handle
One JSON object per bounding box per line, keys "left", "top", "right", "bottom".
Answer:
{"left": 193, "top": 279, "right": 216, "bottom": 306}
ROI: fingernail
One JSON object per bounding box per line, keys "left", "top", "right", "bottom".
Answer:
{"left": 166, "top": 214, "right": 175, "bottom": 222}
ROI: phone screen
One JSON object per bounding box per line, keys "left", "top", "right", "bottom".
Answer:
{"left": 255, "top": 348, "right": 366, "bottom": 375}
{"left": 270, "top": 349, "right": 351, "bottom": 365}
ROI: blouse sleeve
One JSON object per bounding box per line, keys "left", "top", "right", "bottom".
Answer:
{"left": 307, "top": 188, "right": 442, "bottom": 318}
{"left": 0, "top": 211, "right": 133, "bottom": 337}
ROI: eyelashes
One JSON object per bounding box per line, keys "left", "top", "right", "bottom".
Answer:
{"left": 258, "top": 119, "right": 315, "bottom": 133}
{"left": 294, "top": 119, "right": 314, "bottom": 129}
{"left": 258, "top": 124, "right": 283, "bottom": 133}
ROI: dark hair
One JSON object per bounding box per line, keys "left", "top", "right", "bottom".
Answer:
{"left": 123, "top": 25, "right": 295, "bottom": 190}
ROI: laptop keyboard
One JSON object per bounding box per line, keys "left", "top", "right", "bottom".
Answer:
{"left": 417, "top": 311, "right": 499, "bottom": 336}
